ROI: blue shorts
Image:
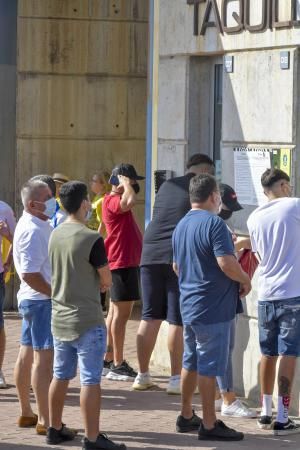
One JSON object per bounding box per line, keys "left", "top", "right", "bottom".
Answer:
{"left": 183, "top": 320, "right": 233, "bottom": 377}
{"left": 0, "top": 273, "right": 5, "bottom": 329}
{"left": 53, "top": 326, "right": 107, "bottom": 385}
{"left": 258, "top": 299, "right": 300, "bottom": 357}
{"left": 141, "top": 264, "right": 182, "bottom": 326}
{"left": 19, "top": 299, "right": 53, "bottom": 350}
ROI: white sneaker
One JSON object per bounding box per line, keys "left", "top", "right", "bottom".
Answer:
{"left": 221, "top": 399, "right": 257, "bottom": 418}
{"left": 0, "top": 369, "right": 7, "bottom": 388}
{"left": 166, "top": 376, "right": 181, "bottom": 395}
{"left": 215, "top": 397, "right": 223, "bottom": 412}
{"left": 132, "top": 373, "right": 155, "bottom": 391}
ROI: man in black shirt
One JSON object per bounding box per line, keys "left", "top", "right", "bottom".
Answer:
{"left": 132, "top": 154, "right": 215, "bottom": 394}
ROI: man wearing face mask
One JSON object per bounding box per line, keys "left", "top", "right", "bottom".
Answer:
{"left": 13, "top": 180, "right": 56, "bottom": 435}
{"left": 102, "top": 164, "right": 144, "bottom": 381}
{"left": 214, "top": 184, "right": 256, "bottom": 419}
{"left": 172, "top": 174, "right": 251, "bottom": 441}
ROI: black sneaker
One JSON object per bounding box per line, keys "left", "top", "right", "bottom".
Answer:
{"left": 273, "top": 418, "right": 300, "bottom": 436}
{"left": 176, "top": 410, "right": 202, "bottom": 433}
{"left": 82, "top": 433, "right": 127, "bottom": 449}
{"left": 106, "top": 361, "right": 137, "bottom": 381}
{"left": 102, "top": 360, "right": 113, "bottom": 376}
{"left": 257, "top": 415, "right": 273, "bottom": 430}
{"left": 46, "top": 424, "right": 76, "bottom": 445}
{"left": 198, "top": 420, "right": 244, "bottom": 441}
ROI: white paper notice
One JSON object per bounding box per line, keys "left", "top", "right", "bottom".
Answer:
{"left": 234, "top": 148, "right": 271, "bottom": 206}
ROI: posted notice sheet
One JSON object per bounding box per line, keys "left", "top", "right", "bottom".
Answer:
{"left": 234, "top": 148, "right": 271, "bottom": 206}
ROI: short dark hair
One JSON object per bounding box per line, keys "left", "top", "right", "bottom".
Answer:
{"left": 186, "top": 154, "right": 215, "bottom": 170}
{"left": 189, "top": 174, "right": 218, "bottom": 203}
{"left": 59, "top": 181, "right": 88, "bottom": 214}
{"left": 30, "top": 174, "right": 56, "bottom": 197}
{"left": 261, "top": 169, "right": 290, "bottom": 189}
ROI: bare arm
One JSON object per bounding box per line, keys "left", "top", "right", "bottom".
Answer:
{"left": 119, "top": 176, "right": 137, "bottom": 212}
{"left": 3, "top": 244, "right": 13, "bottom": 275}
{"left": 0, "top": 221, "right": 13, "bottom": 242}
{"left": 173, "top": 262, "right": 179, "bottom": 276}
{"left": 97, "top": 265, "right": 112, "bottom": 292}
{"left": 217, "top": 255, "right": 251, "bottom": 297}
{"left": 22, "top": 272, "right": 51, "bottom": 297}
{"left": 97, "top": 221, "right": 105, "bottom": 237}
{"left": 234, "top": 236, "right": 251, "bottom": 252}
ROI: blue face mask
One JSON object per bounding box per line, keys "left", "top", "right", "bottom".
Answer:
{"left": 43, "top": 198, "right": 57, "bottom": 218}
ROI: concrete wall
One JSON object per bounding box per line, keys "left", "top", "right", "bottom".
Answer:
{"left": 0, "top": 2, "right": 17, "bottom": 310}
{"left": 16, "top": 0, "right": 148, "bottom": 230}
{"left": 151, "top": 0, "right": 300, "bottom": 414}
{"left": 0, "top": 0, "right": 149, "bottom": 309}
{"left": 0, "top": 1, "right": 17, "bottom": 207}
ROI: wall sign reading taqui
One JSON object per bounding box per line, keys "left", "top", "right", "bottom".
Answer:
{"left": 187, "top": 0, "right": 300, "bottom": 36}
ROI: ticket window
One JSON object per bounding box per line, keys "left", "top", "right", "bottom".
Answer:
{"left": 188, "top": 56, "right": 223, "bottom": 177}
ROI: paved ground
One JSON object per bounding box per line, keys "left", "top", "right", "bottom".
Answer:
{"left": 1, "top": 306, "right": 300, "bottom": 450}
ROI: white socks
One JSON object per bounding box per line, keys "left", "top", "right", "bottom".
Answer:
{"left": 276, "top": 395, "right": 290, "bottom": 424}
{"left": 261, "top": 394, "right": 272, "bottom": 417}
{"left": 261, "top": 394, "right": 290, "bottom": 423}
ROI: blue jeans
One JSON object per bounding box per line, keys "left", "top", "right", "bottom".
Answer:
{"left": 53, "top": 326, "right": 107, "bottom": 385}
{"left": 183, "top": 319, "right": 234, "bottom": 377}
{"left": 258, "top": 299, "right": 300, "bottom": 356}
{"left": 0, "top": 273, "right": 5, "bottom": 329}
{"left": 19, "top": 299, "right": 53, "bottom": 350}
{"left": 216, "top": 318, "right": 236, "bottom": 392}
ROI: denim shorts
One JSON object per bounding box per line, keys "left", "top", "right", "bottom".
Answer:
{"left": 183, "top": 320, "right": 233, "bottom": 377}
{"left": 0, "top": 273, "right": 5, "bottom": 329}
{"left": 19, "top": 299, "right": 53, "bottom": 350}
{"left": 258, "top": 299, "right": 300, "bottom": 357}
{"left": 53, "top": 326, "right": 107, "bottom": 385}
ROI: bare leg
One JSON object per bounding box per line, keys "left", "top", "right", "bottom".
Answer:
{"left": 104, "top": 300, "right": 114, "bottom": 361}
{"left": 276, "top": 355, "right": 297, "bottom": 422}
{"left": 14, "top": 345, "right": 34, "bottom": 417}
{"left": 31, "top": 349, "right": 53, "bottom": 426}
{"left": 0, "top": 327, "right": 5, "bottom": 370}
{"left": 215, "top": 388, "right": 237, "bottom": 406}
{"left": 181, "top": 368, "right": 197, "bottom": 418}
{"left": 221, "top": 391, "right": 236, "bottom": 405}
{"left": 81, "top": 384, "right": 101, "bottom": 441}
{"left": 168, "top": 324, "right": 183, "bottom": 376}
{"left": 49, "top": 378, "right": 69, "bottom": 429}
{"left": 111, "top": 301, "right": 134, "bottom": 366}
{"left": 136, "top": 320, "right": 161, "bottom": 373}
{"left": 278, "top": 356, "right": 296, "bottom": 396}
{"left": 198, "top": 375, "right": 217, "bottom": 430}
{"left": 260, "top": 355, "right": 278, "bottom": 395}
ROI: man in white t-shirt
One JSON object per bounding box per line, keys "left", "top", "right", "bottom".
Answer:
{"left": 247, "top": 168, "right": 300, "bottom": 436}
{"left": 13, "top": 180, "right": 56, "bottom": 435}
{"left": 0, "top": 200, "right": 16, "bottom": 388}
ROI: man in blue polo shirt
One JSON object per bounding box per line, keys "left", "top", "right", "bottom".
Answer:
{"left": 172, "top": 174, "right": 251, "bottom": 441}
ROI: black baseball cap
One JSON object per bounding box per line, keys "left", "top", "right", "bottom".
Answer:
{"left": 111, "top": 163, "right": 145, "bottom": 180}
{"left": 220, "top": 183, "right": 243, "bottom": 212}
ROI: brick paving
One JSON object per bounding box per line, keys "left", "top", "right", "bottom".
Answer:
{"left": 1, "top": 306, "right": 300, "bottom": 450}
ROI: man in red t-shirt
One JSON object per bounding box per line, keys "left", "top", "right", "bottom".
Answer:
{"left": 102, "top": 164, "right": 144, "bottom": 380}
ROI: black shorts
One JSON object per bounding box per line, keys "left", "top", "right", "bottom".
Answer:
{"left": 110, "top": 267, "right": 141, "bottom": 302}
{"left": 141, "top": 264, "right": 182, "bottom": 326}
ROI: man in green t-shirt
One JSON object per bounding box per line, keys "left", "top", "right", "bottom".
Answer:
{"left": 47, "top": 181, "right": 126, "bottom": 450}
